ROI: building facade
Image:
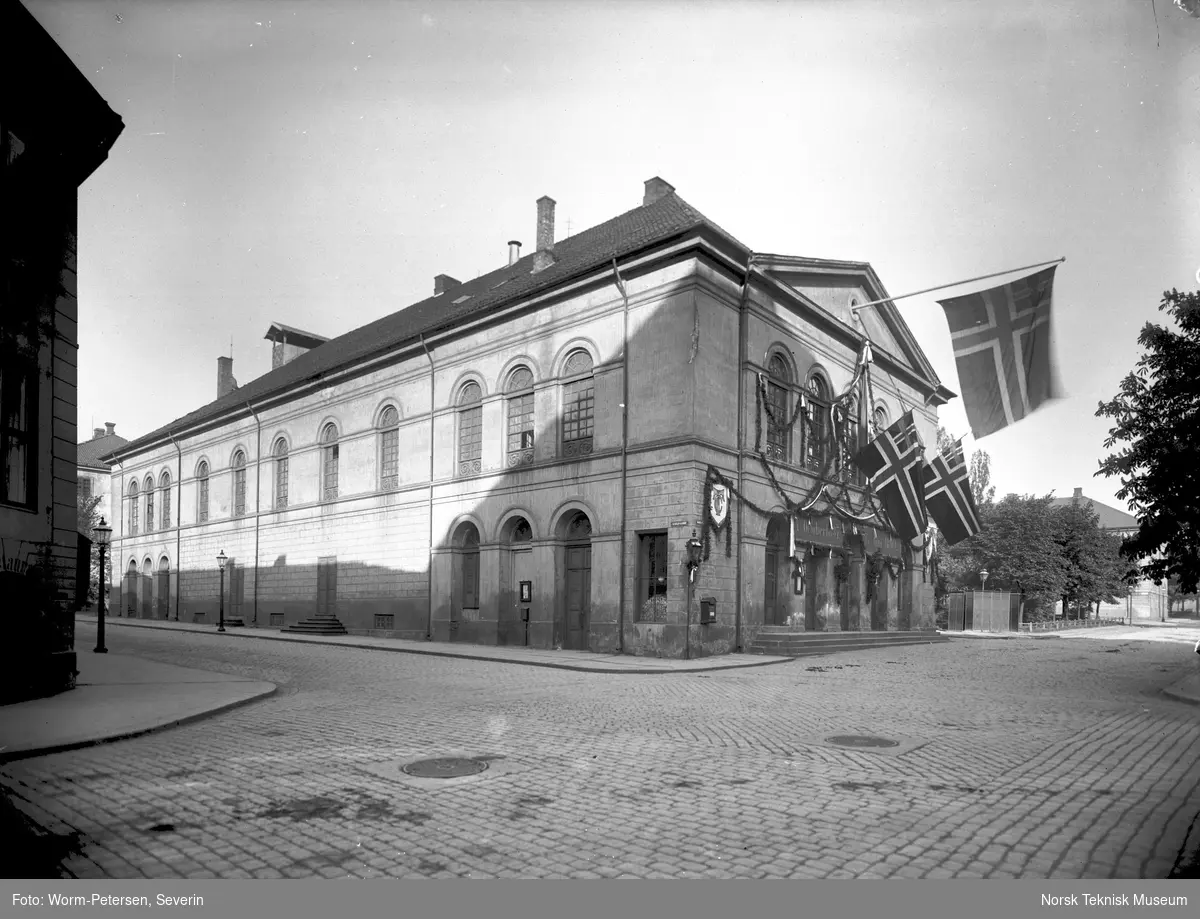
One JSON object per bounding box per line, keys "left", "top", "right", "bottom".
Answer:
{"left": 107, "top": 178, "right": 952, "bottom": 658}
{"left": 78, "top": 423, "right": 127, "bottom": 525}
{"left": 1049, "top": 487, "right": 1169, "bottom": 622}
{"left": 2, "top": 0, "right": 124, "bottom": 693}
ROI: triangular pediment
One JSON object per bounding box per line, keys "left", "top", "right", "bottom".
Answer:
{"left": 756, "top": 255, "right": 943, "bottom": 391}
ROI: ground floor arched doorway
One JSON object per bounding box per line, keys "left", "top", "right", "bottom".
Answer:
{"left": 157, "top": 557, "right": 169, "bottom": 619}
{"left": 560, "top": 511, "right": 592, "bottom": 651}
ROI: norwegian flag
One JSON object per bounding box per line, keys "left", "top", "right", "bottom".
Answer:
{"left": 923, "top": 439, "right": 981, "bottom": 546}
{"left": 937, "top": 265, "right": 1059, "bottom": 439}
{"left": 853, "top": 410, "right": 928, "bottom": 541}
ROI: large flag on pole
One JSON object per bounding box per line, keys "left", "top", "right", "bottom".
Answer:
{"left": 937, "top": 265, "right": 1059, "bottom": 439}
{"left": 923, "top": 439, "right": 981, "bottom": 546}
{"left": 853, "top": 410, "right": 928, "bottom": 541}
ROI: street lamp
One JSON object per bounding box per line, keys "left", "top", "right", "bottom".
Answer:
{"left": 684, "top": 529, "right": 704, "bottom": 661}
{"left": 92, "top": 517, "right": 112, "bottom": 654}
{"left": 979, "top": 567, "right": 989, "bottom": 592}
{"left": 216, "top": 549, "right": 228, "bottom": 633}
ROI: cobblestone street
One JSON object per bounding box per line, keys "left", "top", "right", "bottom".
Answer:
{"left": 3, "top": 622, "right": 1198, "bottom": 880}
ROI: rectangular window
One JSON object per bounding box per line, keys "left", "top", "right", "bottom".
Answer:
{"left": 269, "top": 612, "right": 285, "bottom": 627}
{"left": 1, "top": 363, "right": 36, "bottom": 507}
{"left": 162, "top": 486, "right": 171, "bottom": 529}
{"left": 506, "top": 393, "right": 534, "bottom": 467}
{"left": 78, "top": 477, "right": 93, "bottom": 502}
{"left": 766, "top": 383, "right": 789, "bottom": 462}
{"left": 276, "top": 456, "right": 289, "bottom": 509}
{"left": 145, "top": 490, "right": 154, "bottom": 532}
{"left": 234, "top": 467, "right": 246, "bottom": 516}
{"left": 562, "top": 378, "right": 594, "bottom": 457}
{"left": 381, "top": 429, "right": 399, "bottom": 490}
{"left": 458, "top": 406, "right": 482, "bottom": 475}
{"left": 198, "top": 479, "right": 209, "bottom": 522}
{"left": 637, "top": 532, "right": 669, "bottom": 622}
{"left": 323, "top": 445, "right": 339, "bottom": 501}
{"left": 373, "top": 614, "right": 395, "bottom": 630}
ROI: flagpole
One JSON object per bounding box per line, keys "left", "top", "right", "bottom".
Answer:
{"left": 850, "top": 257, "right": 1066, "bottom": 314}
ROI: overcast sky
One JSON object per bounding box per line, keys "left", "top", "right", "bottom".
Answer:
{"left": 30, "top": 0, "right": 1199, "bottom": 516}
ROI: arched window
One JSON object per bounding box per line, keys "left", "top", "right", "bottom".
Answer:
{"left": 561, "top": 350, "right": 594, "bottom": 458}
{"left": 232, "top": 450, "right": 247, "bottom": 517}
{"left": 872, "top": 405, "right": 889, "bottom": 437}
{"left": 765, "top": 354, "right": 790, "bottom": 462}
{"left": 273, "top": 438, "right": 289, "bottom": 509}
{"left": 379, "top": 405, "right": 400, "bottom": 491}
{"left": 144, "top": 475, "right": 155, "bottom": 533}
{"left": 160, "top": 471, "right": 172, "bottom": 529}
{"left": 457, "top": 382, "right": 483, "bottom": 476}
{"left": 838, "top": 395, "right": 860, "bottom": 481}
{"left": 321, "top": 423, "right": 339, "bottom": 501}
{"left": 506, "top": 366, "right": 535, "bottom": 467}
{"left": 805, "top": 374, "right": 830, "bottom": 469}
{"left": 128, "top": 479, "right": 139, "bottom": 536}
{"left": 197, "top": 461, "right": 209, "bottom": 522}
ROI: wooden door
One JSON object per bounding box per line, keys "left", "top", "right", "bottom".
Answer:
{"left": 157, "top": 560, "right": 169, "bottom": 618}
{"left": 317, "top": 556, "right": 337, "bottom": 617}
{"left": 564, "top": 546, "right": 589, "bottom": 650}
{"left": 764, "top": 544, "right": 779, "bottom": 626}
{"left": 509, "top": 549, "right": 534, "bottom": 646}
{"left": 141, "top": 560, "right": 153, "bottom": 619}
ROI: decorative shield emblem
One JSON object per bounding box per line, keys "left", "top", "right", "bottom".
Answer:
{"left": 709, "top": 484, "right": 729, "bottom": 527}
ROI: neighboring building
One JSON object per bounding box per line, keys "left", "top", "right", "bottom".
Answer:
{"left": 77, "top": 422, "right": 127, "bottom": 524}
{"left": 106, "top": 177, "right": 953, "bottom": 658}
{"left": 2, "top": 1, "right": 123, "bottom": 636}
{"left": 1049, "top": 487, "right": 1168, "bottom": 622}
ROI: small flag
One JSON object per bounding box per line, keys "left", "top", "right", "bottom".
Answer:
{"left": 853, "top": 410, "right": 928, "bottom": 541}
{"left": 923, "top": 440, "right": 981, "bottom": 546}
{"left": 937, "top": 265, "right": 1059, "bottom": 439}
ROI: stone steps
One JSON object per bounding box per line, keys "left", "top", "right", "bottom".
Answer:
{"left": 282, "top": 615, "right": 349, "bottom": 636}
{"left": 746, "top": 628, "right": 948, "bottom": 658}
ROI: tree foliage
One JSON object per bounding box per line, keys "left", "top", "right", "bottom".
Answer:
{"left": 1095, "top": 289, "right": 1200, "bottom": 593}
{"left": 77, "top": 492, "right": 109, "bottom": 607}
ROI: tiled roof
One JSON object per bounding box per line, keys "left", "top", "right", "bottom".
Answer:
{"left": 111, "top": 192, "right": 746, "bottom": 459}
{"left": 1048, "top": 493, "right": 1138, "bottom": 530}
{"left": 78, "top": 433, "right": 129, "bottom": 468}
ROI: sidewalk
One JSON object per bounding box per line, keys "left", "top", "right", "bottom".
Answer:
{"left": 0, "top": 653, "right": 276, "bottom": 763}
{"left": 73, "top": 613, "right": 796, "bottom": 674}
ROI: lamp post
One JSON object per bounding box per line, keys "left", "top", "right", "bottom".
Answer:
{"left": 684, "top": 529, "right": 703, "bottom": 661}
{"left": 93, "top": 518, "right": 112, "bottom": 654}
{"left": 979, "top": 567, "right": 989, "bottom": 592}
{"left": 216, "top": 549, "right": 228, "bottom": 632}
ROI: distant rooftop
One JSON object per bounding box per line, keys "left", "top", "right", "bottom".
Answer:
{"left": 264, "top": 322, "right": 329, "bottom": 350}
{"left": 1049, "top": 488, "right": 1137, "bottom": 531}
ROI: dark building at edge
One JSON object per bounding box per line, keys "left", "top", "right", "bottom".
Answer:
{"left": 2, "top": 0, "right": 124, "bottom": 700}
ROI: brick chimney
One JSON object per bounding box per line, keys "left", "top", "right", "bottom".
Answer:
{"left": 93, "top": 427, "right": 104, "bottom": 439}
{"left": 434, "top": 273, "right": 461, "bottom": 296}
{"left": 1073, "top": 487, "right": 1083, "bottom": 499}
{"left": 508, "top": 240, "right": 522, "bottom": 267}
{"left": 643, "top": 176, "right": 675, "bottom": 206}
{"left": 105, "top": 422, "right": 115, "bottom": 436}
{"left": 217, "top": 356, "right": 238, "bottom": 399}
{"left": 532, "top": 196, "right": 555, "bottom": 273}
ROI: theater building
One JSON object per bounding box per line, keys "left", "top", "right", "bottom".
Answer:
{"left": 106, "top": 177, "right": 952, "bottom": 658}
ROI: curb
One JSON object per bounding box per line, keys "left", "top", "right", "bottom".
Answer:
{"left": 1161, "top": 673, "right": 1200, "bottom": 708}
{"left": 0, "top": 682, "right": 278, "bottom": 765}
{"left": 76, "top": 618, "right": 799, "bottom": 675}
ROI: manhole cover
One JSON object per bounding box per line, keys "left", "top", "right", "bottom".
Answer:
{"left": 401, "top": 757, "right": 489, "bottom": 779}
{"left": 825, "top": 735, "right": 899, "bottom": 749}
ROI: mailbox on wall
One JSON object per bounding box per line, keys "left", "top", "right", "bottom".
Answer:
{"left": 700, "top": 597, "right": 716, "bottom": 625}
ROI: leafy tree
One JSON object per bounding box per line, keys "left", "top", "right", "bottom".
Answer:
{"left": 968, "top": 451, "right": 996, "bottom": 508}
{"left": 1050, "top": 503, "right": 1133, "bottom": 619}
{"left": 1095, "top": 289, "right": 1200, "bottom": 593}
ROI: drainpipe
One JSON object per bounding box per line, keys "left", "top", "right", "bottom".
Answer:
{"left": 421, "top": 334, "right": 436, "bottom": 641}
{"left": 245, "top": 401, "right": 262, "bottom": 625}
{"left": 734, "top": 255, "right": 755, "bottom": 652}
{"left": 166, "top": 431, "right": 182, "bottom": 621}
{"left": 612, "top": 258, "right": 630, "bottom": 655}
{"left": 110, "top": 449, "right": 125, "bottom": 615}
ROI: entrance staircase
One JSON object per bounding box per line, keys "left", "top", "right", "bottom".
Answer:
{"left": 282, "top": 614, "right": 348, "bottom": 636}
{"left": 746, "top": 627, "right": 949, "bottom": 658}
